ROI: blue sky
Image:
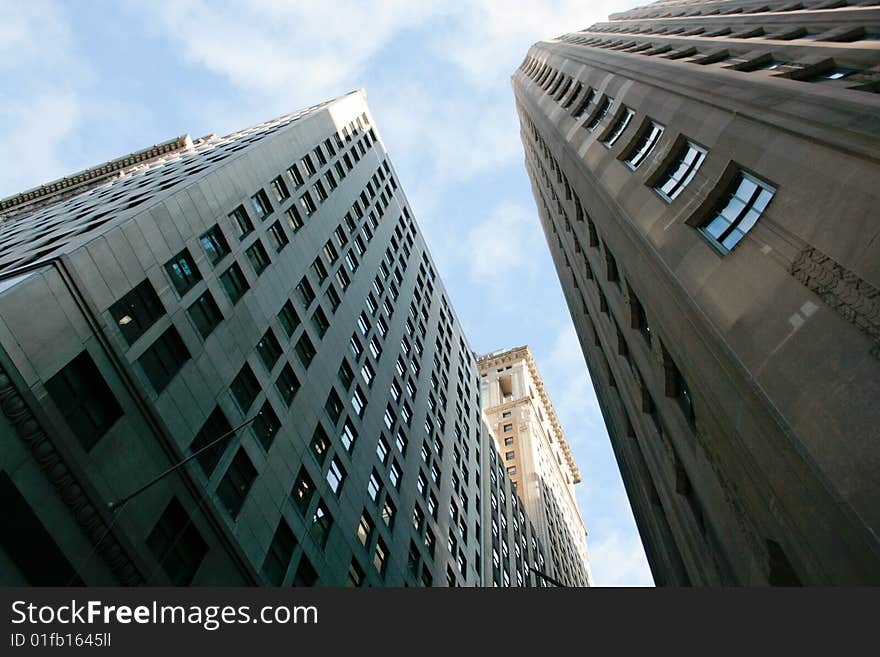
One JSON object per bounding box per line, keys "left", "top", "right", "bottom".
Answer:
{"left": 1, "top": 0, "right": 652, "bottom": 586}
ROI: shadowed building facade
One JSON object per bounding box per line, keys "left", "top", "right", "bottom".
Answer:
{"left": 478, "top": 347, "right": 593, "bottom": 587}
{"left": 513, "top": 0, "right": 880, "bottom": 585}
{"left": 0, "top": 90, "right": 545, "bottom": 587}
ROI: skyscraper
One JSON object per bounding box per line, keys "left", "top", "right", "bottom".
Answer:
{"left": 479, "top": 346, "right": 593, "bottom": 587}
{"left": 0, "top": 90, "right": 545, "bottom": 587}
{"left": 513, "top": 1, "right": 880, "bottom": 585}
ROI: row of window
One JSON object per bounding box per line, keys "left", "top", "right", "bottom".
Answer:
{"left": 545, "top": 34, "right": 875, "bottom": 90}
{"left": 611, "top": 0, "right": 864, "bottom": 21}
{"left": 519, "top": 81, "right": 777, "bottom": 255}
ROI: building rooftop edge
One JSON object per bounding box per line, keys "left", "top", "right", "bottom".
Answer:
{"left": 477, "top": 345, "right": 583, "bottom": 483}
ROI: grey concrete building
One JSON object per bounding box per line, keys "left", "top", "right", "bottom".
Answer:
{"left": 514, "top": 1, "right": 880, "bottom": 585}
{"left": 0, "top": 90, "right": 541, "bottom": 587}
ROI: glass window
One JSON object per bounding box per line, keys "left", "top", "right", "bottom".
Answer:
{"left": 261, "top": 518, "right": 296, "bottom": 586}
{"left": 251, "top": 189, "right": 273, "bottom": 219}
{"left": 277, "top": 300, "right": 300, "bottom": 337}
{"left": 602, "top": 107, "right": 634, "bottom": 146}
{"left": 245, "top": 240, "right": 271, "bottom": 276}
{"left": 229, "top": 205, "right": 253, "bottom": 238}
{"left": 275, "top": 363, "right": 300, "bottom": 406}
{"left": 626, "top": 121, "right": 664, "bottom": 169}
{"left": 700, "top": 171, "right": 775, "bottom": 253}
{"left": 230, "top": 363, "right": 260, "bottom": 412}
{"left": 109, "top": 279, "right": 165, "bottom": 346}
{"left": 139, "top": 326, "right": 190, "bottom": 393}
{"left": 291, "top": 466, "right": 316, "bottom": 515}
{"left": 252, "top": 401, "right": 280, "bottom": 450}
{"left": 585, "top": 95, "right": 613, "bottom": 131}
{"left": 187, "top": 291, "right": 223, "bottom": 339}
{"left": 267, "top": 221, "right": 289, "bottom": 252}
{"left": 199, "top": 225, "right": 230, "bottom": 266}
{"left": 270, "top": 176, "right": 290, "bottom": 203}
{"left": 655, "top": 140, "right": 707, "bottom": 201}
{"left": 256, "top": 328, "right": 283, "bottom": 371}
{"left": 45, "top": 351, "right": 122, "bottom": 451}
{"left": 146, "top": 497, "right": 207, "bottom": 585}
{"left": 165, "top": 249, "right": 202, "bottom": 297}
{"left": 326, "top": 456, "right": 346, "bottom": 495}
{"left": 216, "top": 447, "right": 257, "bottom": 519}
{"left": 189, "top": 406, "right": 232, "bottom": 477}
{"left": 219, "top": 263, "right": 249, "bottom": 305}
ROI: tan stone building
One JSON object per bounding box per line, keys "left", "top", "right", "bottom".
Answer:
{"left": 478, "top": 347, "right": 593, "bottom": 586}
{"left": 513, "top": 1, "right": 880, "bottom": 585}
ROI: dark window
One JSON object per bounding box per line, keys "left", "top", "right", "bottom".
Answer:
{"left": 655, "top": 140, "right": 707, "bottom": 201}
{"left": 293, "top": 555, "right": 318, "bottom": 586}
{"left": 300, "top": 192, "right": 317, "bottom": 216}
{"left": 270, "top": 176, "right": 290, "bottom": 203}
{"left": 300, "top": 154, "right": 317, "bottom": 177}
{"left": 700, "top": 172, "right": 775, "bottom": 253}
{"left": 311, "top": 257, "right": 328, "bottom": 283}
{"left": 199, "top": 225, "right": 231, "bottom": 266}
{"left": 165, "top": 249, "right": 202, "bottom": 297}
{"left": 572, "top": 87, "right": 595, "bottom": 118}
{"left": 294, "top": 333, "right": 316, "bottom": 368}
{"left": 230, "top": 363, "right": 260, "bottom": 412}
{"left": 278, "top": 300, "right": 300, "bottom": 337}
{"left": 251, "top": 189, "right": 273, "bottom": 219}
{"left": 262, "top": 518, "right": 297, "bottom": 586}
{"left": 310, "top": 424, "right": 330, "bottom": 464}
{"left": 253, "top": 401, "right": 280, "bottom": 450}
{"left": 275, "top": 363, "right": 300, "bottom": 406}
{"left": 216, "top": 447, "right": 257, "bottom": 519}
{"left": 585, "top": 96, "right": 613, "bottom": 131}
{"left": 311, "top": 305, "right": 330, "bottom": 338}
{"left": 338, "top": 358, "right": 355, "bottom": 390}
{"left": 139, "top": 326, "right": 190, "bottom": 393}
{"left": 288, "top": 164, "right": 305, "bottom": 188}
{"left": 0, "top": 471, "right": 82, "bottom": 585}
{"left": 267, "top": 221, "right": 289, "bottom": 252}
{"left": 313, "top": 145, "right": 327, "bottom": 166}
{"left": 296, "top": 276, "right": 316, "bottom": 309}
{"left": 146, "top": 497, "right": 208, "bottom": 585}
{"left": 325, "top": 284, "right": 341, "bottom": 312}
{"left": 109, "top": 279, "right": 165, "bottom": 346}
{"left": 285, "top": 206, "right": 304, "bottom": 233}
{"left": 626, "top": 121, "right": 664, "bottom": 169}
{"left": 245, "top": 240, "right": 271, "bottom": 276}
{"left": 291, "top": 466, "right": 316, "bottom": 515}
{"left": 45, "top": 352, "right": 122, "bottom": 450}
{"left": 188, "top": 406, "right": 233, "bottom": 477}
{"left": 602, "top": 107, "right": 634, "bottom": 146}
{"left": 256, "top": 328, "right": 283, "bottom": 371}
{"left": 187, "top": 291, "right": 223, "bottom": 339}
{"left": 219, "top": 263, "right": 249, "bottom": 305}
{"left": 325, "top": 388, "right": 344, "bottom": 424}
{"left": 310, "top": 501, "right": 333, "bottom": 548}
{"left": 229, "top": 205, "right": 254, "bottom": 238}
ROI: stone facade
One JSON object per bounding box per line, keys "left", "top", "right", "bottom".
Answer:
{"left": 478, "top": 347, "right": 593, "bottom": 587}
{"left": 513, "top": 0, "right": 880, "bottom": 585}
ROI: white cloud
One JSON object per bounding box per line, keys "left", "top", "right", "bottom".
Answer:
{"left": 0, "top": 94, "right": 81, "bottom": 196}
{"left": 458, "top": 200, "right": 544, "bottom": 286}
{"left": 588, "top": 530, "right": 654, "bottom": 587}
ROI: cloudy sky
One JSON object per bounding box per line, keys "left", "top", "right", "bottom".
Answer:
{"left": 1, "top": 0, "right": 652, "bottom": 586}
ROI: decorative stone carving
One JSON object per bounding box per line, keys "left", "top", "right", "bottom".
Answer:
{"left": 0, "top": 366, "right": 144, "bottom": 585}
{"left": 790, "top": 246, "right": 880, "bottom": 349}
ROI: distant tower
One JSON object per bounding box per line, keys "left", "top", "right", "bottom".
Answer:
{"left": 514, "top": 0, "right": 880, "bottom": 585}
{"left": 478, "top": 346, "right": 593, "bottom": 586}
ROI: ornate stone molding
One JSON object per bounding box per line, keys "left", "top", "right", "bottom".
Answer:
{"left": 0, "top": 366, "right": 144, "bottom": 585}
{"left": 789, "top": 246, "right": 880, "bottom": 349}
